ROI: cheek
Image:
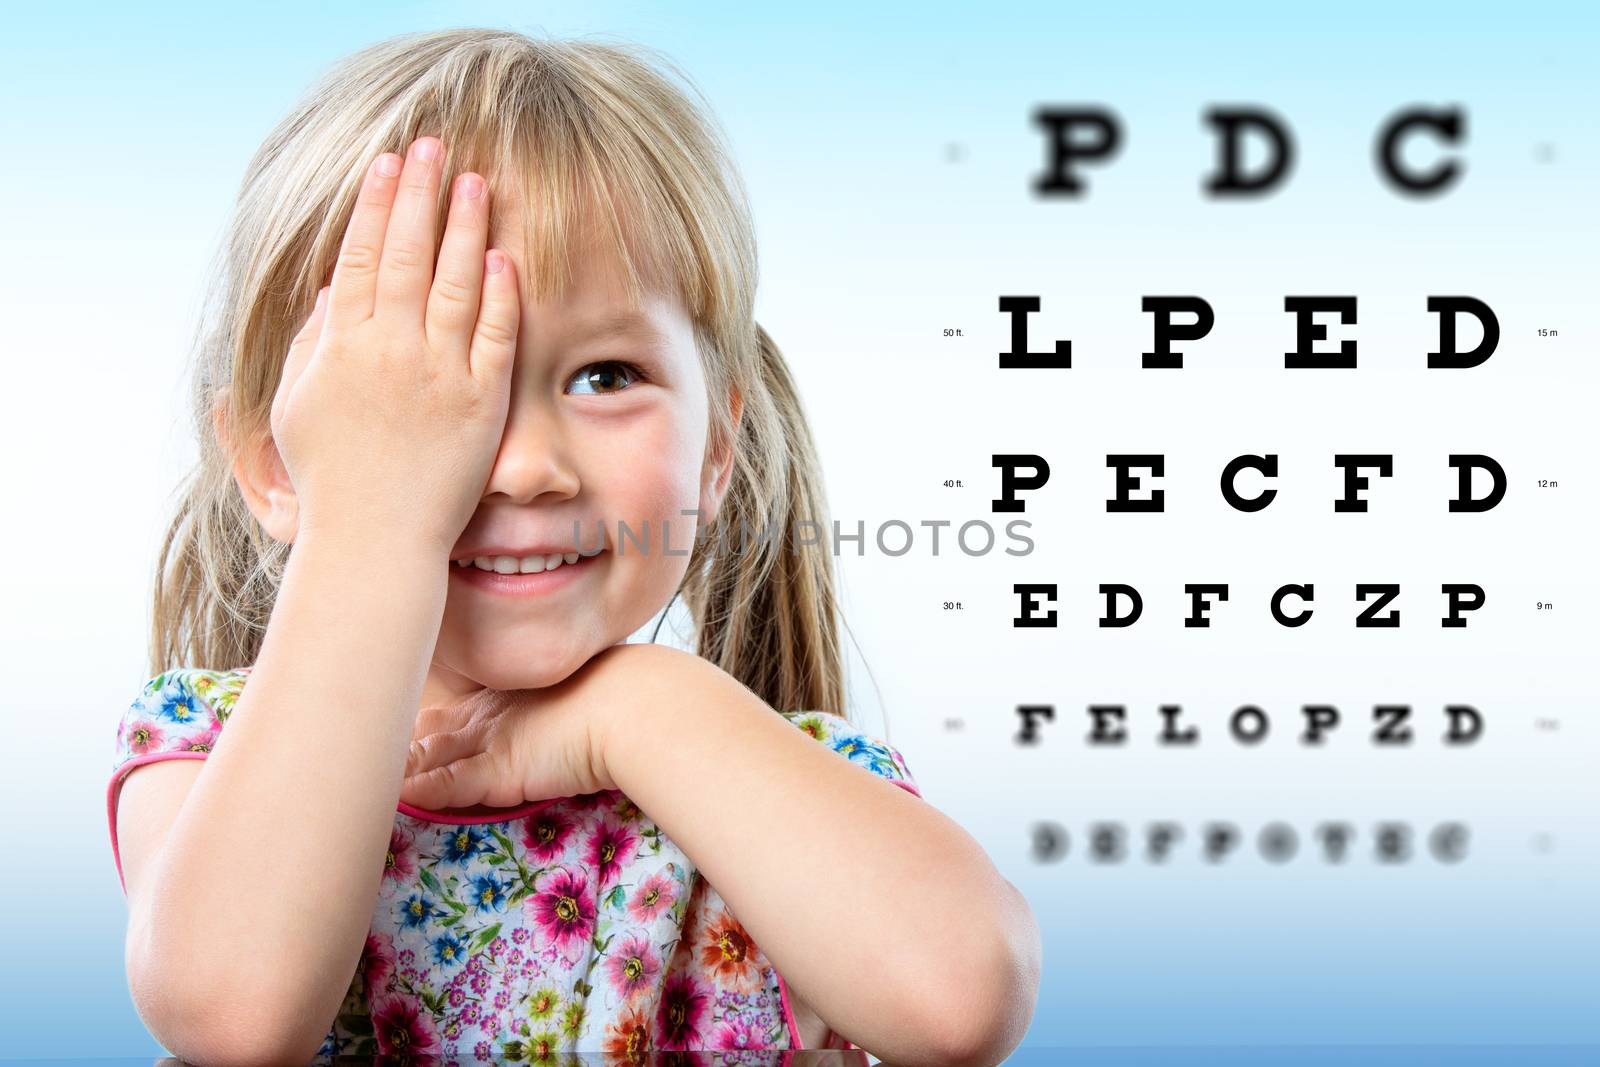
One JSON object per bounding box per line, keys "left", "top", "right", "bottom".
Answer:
{"left": 581, "top": 407, "right": 706, "bottom": 525}
{"left": 577, "top": 408, "right": 707, "bottom": 646}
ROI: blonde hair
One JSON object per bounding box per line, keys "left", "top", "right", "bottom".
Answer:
{"left": 151, "top": 27, "right": 858, "bottom": 717}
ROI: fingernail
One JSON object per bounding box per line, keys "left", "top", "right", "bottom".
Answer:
{"left": 486, "top": 250, "right": 506, "bottom": 274}
{"left": 413, "top": 138, "right": 439, "bottom": 163}
{"left": 456, "top": 173, "right": 484, "bottom": 199}
{"left": 375, "top": 153, "right": 401, "bottom": 177}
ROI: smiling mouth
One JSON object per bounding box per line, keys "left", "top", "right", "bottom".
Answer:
{"left": 452, "top": 547, "right": 604, "bottom": 575}
{"left": 450, "top": 524, "right": 611, "bottom": 574}
{"left": 449, "top": 548, "right": 605, "bottom": 597}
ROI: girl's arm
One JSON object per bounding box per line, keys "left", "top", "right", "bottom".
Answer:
{"left": 596, "top": 644, "right": 1042, "bottom": 1067}
{"left": 123, "top": 527, "right": 447, "bottom": 1065}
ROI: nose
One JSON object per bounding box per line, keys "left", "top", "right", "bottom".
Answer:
{"left": 480, "top": 405, "right": 581, "bottom": 504}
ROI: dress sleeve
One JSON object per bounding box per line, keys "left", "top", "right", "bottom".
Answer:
{"left": 776, "top": 710, "right": 922, "bottom": 798}
{"left": 107, "top": 667, "right": 244, "bottom": 894}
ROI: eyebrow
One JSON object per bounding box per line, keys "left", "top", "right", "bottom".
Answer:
{"left": 561, "top": 310, "right": 670, "bottom": 347}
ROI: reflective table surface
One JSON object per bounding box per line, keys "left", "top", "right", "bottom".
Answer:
{"left": 17, "top": 1048, "right": 1600, "bottom": 1066}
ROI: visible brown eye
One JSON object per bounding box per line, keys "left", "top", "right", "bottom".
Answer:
{"left": 566, "top": 360, "right": 645, "bottom": 396}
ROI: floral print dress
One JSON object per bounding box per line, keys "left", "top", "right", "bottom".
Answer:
{"left": 107, "top": 666, "right": 921, "bottom": 1061}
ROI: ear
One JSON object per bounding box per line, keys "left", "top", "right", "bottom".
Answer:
{"left": 699, "top": 384, "right": 744, "bottom": 523}
{"left": 213, "top": 398, "right": 301, "bottom": 545}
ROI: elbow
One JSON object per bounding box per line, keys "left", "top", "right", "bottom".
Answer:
{"left": 128, "top": 939, "right": 326, "bottom": 1067}
{"left": 922, "top": 879, "right": 1043, "bottom": 1067}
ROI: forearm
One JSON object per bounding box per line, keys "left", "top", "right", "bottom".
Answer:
{"left": 135, "top": 528, "right": 446, "bottom": 1057}
{"left": 599, "top": 646, "right": 1038, "bottom": 1063}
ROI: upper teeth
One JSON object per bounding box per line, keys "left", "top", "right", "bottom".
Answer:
{"left": 453, "top": 527, "right": 608, "bottom": 572}
{"left": 458, "top": 552, "right": 581, "bottom": 573}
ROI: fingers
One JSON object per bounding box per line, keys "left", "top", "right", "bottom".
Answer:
{"left": 324, "top": 135, "right": 516, "bottom": 385}
{"left": 404, "top": 724, "right": 481, "bottom": 777}
{"left": 469, "top": 248, "right": 521, "bottom": 387}
{"left": 412, "top": 699, "right": 478, "bottom": 740}
{"left": 329, "top": 151, "right": 404, "bottom": 325}
{"left": 403, "top": 750, "right": 497, "bottom": 810}
{"left": 425, "top": 171, "right": 490, "bottom": 354}
{"left": 375, "top": 136, "right": 445, "bottom": 321}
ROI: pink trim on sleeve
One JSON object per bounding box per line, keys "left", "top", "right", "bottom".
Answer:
{"left": 396, "top": 796, "right": 563, "bottom": 824}
{"left": 890, "top": 777, "right": 922, "bottom": 799}
{"left": 776, "top": 969, "right": 865, "bottom": 1051}
{"left": 106, "top": 751, "right": 210, "bottom": 896}
{"left": 775, "top": 968, "right": 805, "bottom": 1049}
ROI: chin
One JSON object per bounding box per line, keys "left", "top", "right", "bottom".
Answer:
{"left": 486, "top": 664, "right": 578, "bottom": 690}
{"left": 441, "top": 632, "right": 604, "bottom": 691}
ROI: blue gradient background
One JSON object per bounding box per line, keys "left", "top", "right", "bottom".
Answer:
{"left": 1, "top": 0, "right": 1595, "bottom": 1059}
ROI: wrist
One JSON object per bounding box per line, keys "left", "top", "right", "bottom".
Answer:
{"left": 291, "top": 517, "right": 452, "bottom": 565}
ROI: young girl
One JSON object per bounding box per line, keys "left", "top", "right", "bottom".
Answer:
{"left": 108, "top": 27, "right": 1039, "bottom": 1064}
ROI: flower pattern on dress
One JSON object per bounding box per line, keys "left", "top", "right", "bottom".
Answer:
{"left": 107, "top": 666, "right": 920, "bottom": 1059}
